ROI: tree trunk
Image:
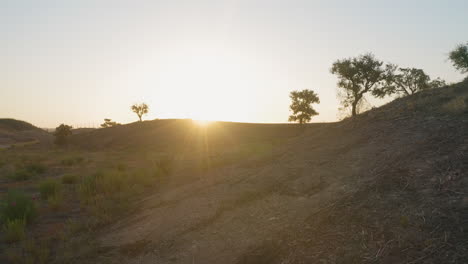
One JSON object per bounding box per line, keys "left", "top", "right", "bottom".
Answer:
{"left": 351, "top": 101, "right": 357, "bottom": 116}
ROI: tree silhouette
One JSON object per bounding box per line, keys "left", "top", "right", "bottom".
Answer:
{"left": 449, "top": 42, "right": 468, "bottom": 73}
{"left": 288, "top": 89, "right": 320, "bottom": 124}
{"left": 54, "top": 124, "right": 72, "bottom": 146}
{"left": 131, "top": 103, "right": 149, "bottom": 122}
{"left": 331, "top": 53, "right": 394, "bottom": 117}
{"left": 384, "top": 68, "right": 446, "bottom": 96}
{"left": 100, "top": 118, "right": 120, "bottom": 128}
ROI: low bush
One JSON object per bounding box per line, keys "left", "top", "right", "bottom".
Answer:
{"left": 8, "top": 169, "right": 34, "bottom": 181}
{"left": 8, "top": 161, "right": 47, "bottom": 181}
{"left": 24, "top": 162, "right": 46, "bottom": 174}
{"left": 3, "top": 218, "right": 26, "bottom": 243}
{"left": 61, "top": 174, "right": 78, "bottom": 184}
{"left": 78, "top": 172, "right": 100, "bottom": 199}
{"left": 39, "top": 179, "right": 61, "bottom": 200}
{"left": 0, "top": 190, "right": 36, "bottom": 224}
{"left": 61, "top": 157, "right": 84, "bottom": 166}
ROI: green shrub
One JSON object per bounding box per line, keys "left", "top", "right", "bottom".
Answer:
{"left": 8, "top": 169, "right": 34, "bottom": 181}
{"left": 0, "top": 190, "right": 37, "bottom": 224}
{"left": 24, "top": 162, "right": 46, "bottom": 174}
{"left": 78, "top": 173, "right": 100, "bottom": 199}
{"left": 3, "top": 218, "right": 26, "bottom": 242}
{"left": 61, "top": 174, "right": 78, "bottom": 184}
{"left": 39, "top": 179, "right": 61, "bottom": 200}
{"left": 8, "top": 161, "right": 47, "bottom": 181}
{"left": 61, "top": 157, "right": 84, "bottom": 166}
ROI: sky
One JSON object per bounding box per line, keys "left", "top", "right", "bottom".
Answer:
{"left": 1, "top": 0, "right": 467, "bottom": 128}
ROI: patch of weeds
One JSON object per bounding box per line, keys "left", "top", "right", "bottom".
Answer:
{"left": 6, "top": 238, "right": 51, "bottom": 264}
{"left": 8, "top": 169, "right": 34, "bottom": 181}
{"left": 133, "top": 168, "right": 158, "bottom": 187}
{"left": 0, "top": 190, "right": 37, "bottom": 224}
{"left": 116, "top": 163, "right": 127, "bottom": 171}
{"left": 442, "top": 95, "right": 467, "bottom": 113}
{"left": 8, "top": 161, "right": 47, "bottom": 181}
{"left": 61, "top": 174, "right": 78, "bottom": 184}
{"left": 78, "top": 170, "right": 137, "bottom": 226}
{"left": 61, "top": 156, "right": 84, "bottom": 166}
{"left": 24, "top": 162, "right": 46, "bottom": 174}
{"left": 62, "top": 219, "right": 83, "bottom": 237}
{"left": 47, "top": 193, "right": 64, "bottom": 211}
{"left": 39, "top": 179, "right": 61, "bottom": 200}
{"left": 3, "top": 218, "right": 26, "bottom": 243}
{"left": 78, "top": 173, "right": 100, "bottom": 201}
{"left": 78, "top": 171, "right": 128, "bottom": 201}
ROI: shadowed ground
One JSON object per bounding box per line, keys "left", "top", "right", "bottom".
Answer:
{"left": 82, "top": 82, "right": 468, "bottom": 263}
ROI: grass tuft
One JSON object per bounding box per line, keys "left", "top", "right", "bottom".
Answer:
{"left": 8, "top": 169, "right": 34, "bottom": 181}
{"left": 24, "top": 162, "right": 46, "bottom": 174}
{"left": 61, "top": 174, "right": 78, "bottom": 184}
{"left": 61, "top": 156, "right": 84, "bottom": 166}
{"left": 3, "top": 218, "right": 26, "bottom": 243}
{"left": 39, "top": 179, "right": 61, "bottom": 200}
{"left": 0, "top": 190, "right": 37, "bottom": 224}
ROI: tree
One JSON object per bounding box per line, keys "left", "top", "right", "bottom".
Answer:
{"left": 54, "top": 124, "right": 72, "bottom": 146}
{"left": 100, "top": 118, "right": 120, "bottom": 128}
{"left": 429, "top": 77, "right": 447, "bottom": 89}
{"left": 449, "top": 42, "right": 468, "bottom": 73}
{"left": 330, "top": 53, "right": 394, "bottom": 117}
{"left": 131, "top": 103, "right": 149, "bottom": 122}
{"left": 288, "top": 89, "right": 320, "bottom": 124}
{"left": 385, "top": 67, "right": 446, "bottom": 96}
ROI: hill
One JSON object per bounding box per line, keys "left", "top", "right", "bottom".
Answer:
{"left": 82, "top": 80, "right": 468, "bottom": 263}
{"left": 70, "top": 119, "right": 308, "bottom": 152}
{"left": 0, "top": 118, "right": 51, "bottom": 147}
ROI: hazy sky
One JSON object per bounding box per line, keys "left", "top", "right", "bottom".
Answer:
{"left": 2, "top": 0, "right": 467, "bottom": 128}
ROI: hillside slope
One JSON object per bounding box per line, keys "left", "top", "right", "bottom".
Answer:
{"left": 70, "top": 119, "right": 307, "bottom": 152}
{"left": 87, "top": 80, "right": 467, "bottom": 263}
{"left": 0, "top": 118, "right": 51, "bottom": 147}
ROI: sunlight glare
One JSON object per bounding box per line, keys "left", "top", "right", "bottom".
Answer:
{"left": 193, "top": 119, "right": 213, "bottom": 127}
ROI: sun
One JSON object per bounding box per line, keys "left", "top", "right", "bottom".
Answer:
{"left": 192, "top": 119, "right": 213, "bottom": 127}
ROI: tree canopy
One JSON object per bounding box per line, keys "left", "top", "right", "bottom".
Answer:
{"left": 54, "top": 124, "right": 72, "bottom": 146}
{"left": 330, "top": 53, "right": 394, "bottom": 117}
{"left": 288, "top": 89, "right": 320, "bottom": 124}
{"left": 100, "top": 118, "right": 120, "bottom": 128}
{"left": 449, "top": 42, "right": 468, "bottom": 73}
{"left": 131, "top": 103, "right": 149, "bottom": 122}
{"left": 385, "top": 68, "right": 446, "bottom": 96}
